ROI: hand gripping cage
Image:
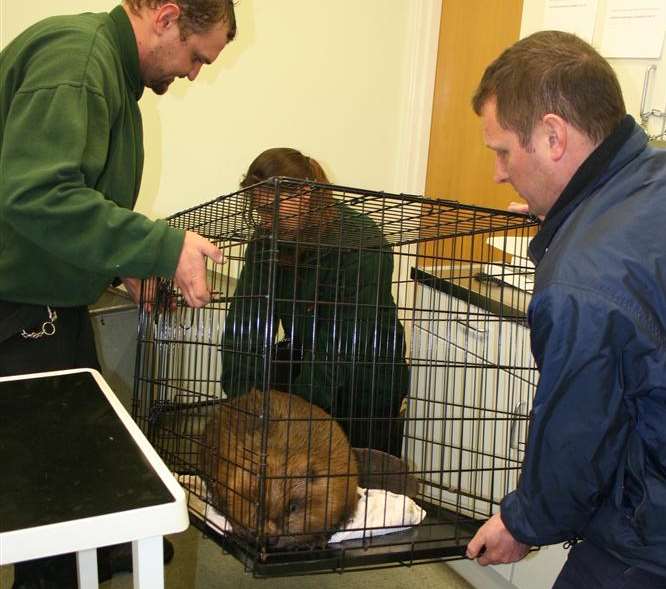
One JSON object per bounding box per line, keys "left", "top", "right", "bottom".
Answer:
{"left": 133, "top": 177, "right": 539, "bottom": 575}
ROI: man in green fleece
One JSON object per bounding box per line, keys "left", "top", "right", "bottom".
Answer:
{"left": 0, "top": 1, "right": 236, "bottom": 587}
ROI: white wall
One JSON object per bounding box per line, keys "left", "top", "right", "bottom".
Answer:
{"left": 521, "top": 0, "right": 666, "bottom": 141}
{"left": 1, "top": 1, "right": 440, "bottom": 220}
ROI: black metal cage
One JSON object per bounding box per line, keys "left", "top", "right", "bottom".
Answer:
{"left": 133, "top": 177, "right": 539, "bottom": 575}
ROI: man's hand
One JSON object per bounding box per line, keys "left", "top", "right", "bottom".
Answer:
{"left": 121, "top": 276, "right": 157, "bottom": 311}
{"left": 508, "top": 201, "right": 545, "bottom": 221}
{"left": 466, "top": 513, "right": 530, "bottom": 566}
{"left": 508, "top": 201, "right": 530, "bottom": 215}
{"left": 173, "top": 231, "right": 224, "bottom": 308}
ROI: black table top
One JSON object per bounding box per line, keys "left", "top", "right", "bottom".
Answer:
{"left": 0, "top": 371, "right": 174, "bottom": 533}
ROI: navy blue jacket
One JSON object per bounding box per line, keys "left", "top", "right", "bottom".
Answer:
{"left": 501, "top": 119, "right": 666, "bottom": 577}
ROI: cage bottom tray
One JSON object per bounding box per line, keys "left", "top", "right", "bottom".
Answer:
{"left": 190, "top": 501, "right": 483, "bottom": 577}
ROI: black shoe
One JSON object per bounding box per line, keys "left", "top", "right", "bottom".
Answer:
{"left": 97, "top": 538, "right": 175, "bottom": 581}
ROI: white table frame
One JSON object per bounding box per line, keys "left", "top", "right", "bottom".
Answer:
{"left": 0, "top": 369, "right": 190, "bottom": 588}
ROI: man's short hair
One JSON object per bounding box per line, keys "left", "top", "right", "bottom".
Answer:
{"left": 472, "top": 30, "right": 625, "bottom": 147}
{"left": 125, "top": 0, "right": 236, "bottom": 40}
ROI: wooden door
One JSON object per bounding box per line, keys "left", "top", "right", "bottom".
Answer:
{"left": 425, "top": 0, "right": 524, "bottom": 209}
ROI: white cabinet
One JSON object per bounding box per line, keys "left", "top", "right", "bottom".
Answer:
{"left": 510, "top": 545, "right": 568, "bottom": 588}
{"left": 405, "top": 282, "right": 532, "bottom": 518}
{"left": 407, "top": 277, "right": 567, "bottom": 588}
{"left": 408, "top": 324, "right": 499, "bottom": 516}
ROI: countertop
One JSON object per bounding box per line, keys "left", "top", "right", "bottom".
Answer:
{"left": 411, "top": 265, "right": 532, "bottom": 324}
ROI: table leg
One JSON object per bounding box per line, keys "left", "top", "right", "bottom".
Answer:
{"left": 76, "top": 548, "right": 99, "bottom": 589}
{"left": 132, "top": 536, "right": 164, "bottom": 589}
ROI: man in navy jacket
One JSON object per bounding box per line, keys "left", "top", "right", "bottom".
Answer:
{"left": 466, "top": 31, "right": 666, "bottom": 588}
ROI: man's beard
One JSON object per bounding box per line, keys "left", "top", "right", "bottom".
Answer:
{"left": 144, "top": 49, "right": 174, "bottom": 95}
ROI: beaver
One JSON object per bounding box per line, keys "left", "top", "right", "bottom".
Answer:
{"left": 200, "top": 388, "right": 359, "bottom": 549}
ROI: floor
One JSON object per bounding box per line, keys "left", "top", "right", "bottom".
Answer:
{"left": 1, "top": 526, "right": 474, "bottom": 588}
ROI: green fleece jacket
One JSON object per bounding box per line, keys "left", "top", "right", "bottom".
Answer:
{"left": 0, "top": 6, "right": 184, "bottom": 306}
{"left": 220, "top": 204, "right": 410, "bottom": 420}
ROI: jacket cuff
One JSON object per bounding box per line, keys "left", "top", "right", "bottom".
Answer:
{"left": 153, "top": 225, "right": 186, "bottom": 278}
{"left": 500, "top": 491, "right": 538, "bottom": 545}
{"left": 501, "top": 490, "right": 573, "bottom": 547}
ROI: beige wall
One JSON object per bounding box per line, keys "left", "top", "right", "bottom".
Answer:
{"left": 521, "top": 0, "right": 666, "bottom": 140}
{"left": 1, "top": 1, "right": 440, "bottom": 219}
{"left": 3, "top": 0, "right": 664, "bottom": 223}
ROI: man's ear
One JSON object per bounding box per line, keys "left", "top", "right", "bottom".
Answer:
{"left": 153, "top": 3, "right": 181, "bottom": 36}
{"left": 541, "top": 114, "right": 567, "bottom": 162}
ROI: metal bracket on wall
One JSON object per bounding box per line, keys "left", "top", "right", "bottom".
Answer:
{"left": 640, "top": 65, "right": 666, "bottom": 142}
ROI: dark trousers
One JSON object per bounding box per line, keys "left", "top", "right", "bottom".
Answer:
{"left": 1, "top": 302, "right": 101, "bottom": 588}
{"left": 0, "top": 304, "right": 100, "bottom": 377}
{"left": 553, "top": 541, "right": 666, "bottom": 589}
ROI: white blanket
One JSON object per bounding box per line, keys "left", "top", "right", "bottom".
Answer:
{"left": 177, "top": 474, "right": 426, "bottom": 544}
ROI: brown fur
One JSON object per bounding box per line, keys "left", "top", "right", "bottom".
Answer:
{"left": 201, "top": 389, "right": 359, "bottom": 549}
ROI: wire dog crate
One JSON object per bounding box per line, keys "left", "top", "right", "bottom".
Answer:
{"left": 133, "top": 178, "right": 539, "bottom": 575}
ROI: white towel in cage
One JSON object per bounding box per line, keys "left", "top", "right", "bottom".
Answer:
{"left": 329, "top": 487, "right": 427, "bottom": 543}
{"left": 177, "top": 474, "right": 426, "bottom": 543}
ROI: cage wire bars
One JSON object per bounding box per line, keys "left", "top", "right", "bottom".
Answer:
{"left": 133, "top": 177, "right": 539, "bottom": 575}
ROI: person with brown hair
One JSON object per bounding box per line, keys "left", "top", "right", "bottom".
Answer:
{"left": 220, "top": 148, "right": 410, "bottom": 456}
{"left": 0, "top": 2, "right": 236, "bottom": 587}
{"left": 466, "top": 31, "right": 666, "bottom": 588}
